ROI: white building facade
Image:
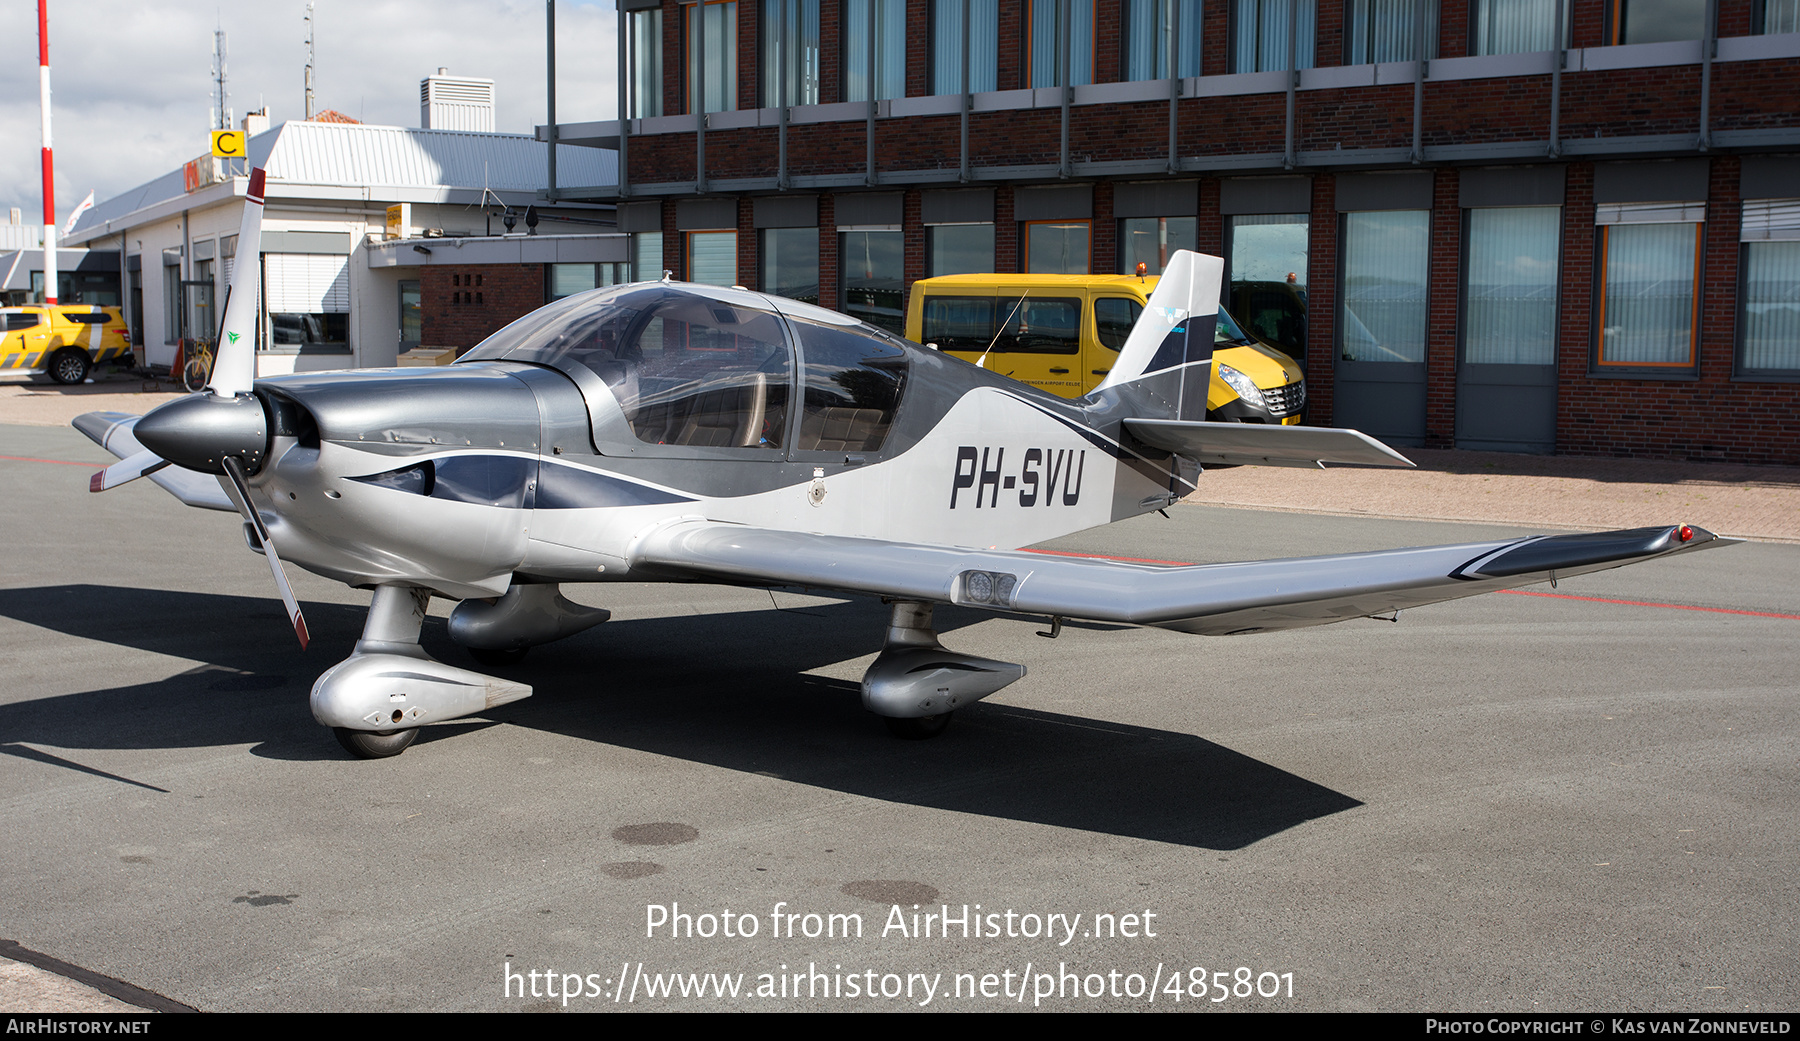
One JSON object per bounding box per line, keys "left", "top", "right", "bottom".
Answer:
{"left": 66, "top": 120, "right": 615, "bottom": 376}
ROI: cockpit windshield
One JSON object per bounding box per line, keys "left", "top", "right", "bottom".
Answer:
{"left": 463, "top": 285, "right": 793, "bottom": 450}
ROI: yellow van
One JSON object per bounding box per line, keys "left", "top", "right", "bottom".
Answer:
{"left": 0, "top": 304, "right": 132, "bottom": 384}
{"left": 903, "top": 274, "right": 1306, "bottom": 423}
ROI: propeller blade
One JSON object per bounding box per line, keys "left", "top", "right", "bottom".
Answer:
{"left": 207, "top": 167, "right": 266, "bottom": 398}
{"left": 89, "top": 449, "right": 170, "bottom": 493}
{"left": 220, "top": 456, "right": 311, "bottom": 650}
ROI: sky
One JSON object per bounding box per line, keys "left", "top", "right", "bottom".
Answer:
{"left": 0, "top": 0, "right": 619, "bottom": 229}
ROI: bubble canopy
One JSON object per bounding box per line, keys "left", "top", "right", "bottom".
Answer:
{"left": 462, "top": 283, "right": 910, "bottom": 454}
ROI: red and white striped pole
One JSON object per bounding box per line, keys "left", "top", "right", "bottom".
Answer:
{"left": 39, "top": 0, "right": 57, "bottom": 305}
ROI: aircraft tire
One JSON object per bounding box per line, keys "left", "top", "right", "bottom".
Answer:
{"left": 47, "top": 348, "right": 91, "bottom": 385}
{"left": 883, "top": 712, "right": 953, "bottom": 740}
{"left": 467, "top": 646, "right": 529, "bottom": 667}
{"left": 334, "top": 727, "right": 419, "bottom": 759}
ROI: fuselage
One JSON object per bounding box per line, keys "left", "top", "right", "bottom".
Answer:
{"left": 244, "top": 284, "right": 1191, "bottom": 600}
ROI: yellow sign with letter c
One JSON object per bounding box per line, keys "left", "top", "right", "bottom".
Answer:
{"left": 211, "top": 130, "right": 246, "bottom": 158}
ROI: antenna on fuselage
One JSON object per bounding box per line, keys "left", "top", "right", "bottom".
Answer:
{"left": 976, "top": 290, "right": 1028, "bottom": 371}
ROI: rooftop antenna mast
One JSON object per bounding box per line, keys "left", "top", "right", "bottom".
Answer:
{"left": 212, "top": 26, "right": 231, "bottom": 131}
{"left": 303, "top": 3, "right": 315, "bottom": 120}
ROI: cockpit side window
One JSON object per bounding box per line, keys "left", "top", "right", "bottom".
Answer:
{"left": 460, "top": 286, "right": 793, "bottom": 451}
{"left": 789, "top": 318, "right": 910, "bottom": 453}
{"left": 624, "top": 300, "right": 790, "bottom": 449}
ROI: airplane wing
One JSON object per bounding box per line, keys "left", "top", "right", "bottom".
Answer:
{"left": 1124, "top": 418, "right": 1416, "bottom": 469}
{"left": 72, "top": 411, "right": 236, "bottom": 512}
{"left": 631, "top": 519, "right": 1733, "bottom": 636}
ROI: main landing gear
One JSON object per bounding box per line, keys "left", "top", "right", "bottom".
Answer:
{"left": 860, "top": 601, "right": 1025, "bottom": 740}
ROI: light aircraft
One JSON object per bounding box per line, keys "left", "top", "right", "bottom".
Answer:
{"left": 76, "top": 168, "right": 1732, "bottom": 758}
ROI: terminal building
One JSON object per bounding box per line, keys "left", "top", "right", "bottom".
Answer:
{"left": 67, "top": 96, "right": 619, "bottom": 376}
{"left": 539, "top": 0, "right": 1800, "bottom": 462}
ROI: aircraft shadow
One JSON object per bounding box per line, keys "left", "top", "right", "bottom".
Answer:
{"left": 0, "top": 584, "right": 1360, "bottom": 850}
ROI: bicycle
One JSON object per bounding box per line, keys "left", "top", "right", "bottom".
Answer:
{"left": 181, "top": 338, "right": 214, "bottom": 393}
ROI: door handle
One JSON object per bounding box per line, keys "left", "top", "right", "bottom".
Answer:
{"left": 1091, "top": 369, "right": 1110, "bottom": 376}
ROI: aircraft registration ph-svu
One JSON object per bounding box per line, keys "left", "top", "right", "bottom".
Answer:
{"left": 76, "top": 169, "right": 1732, "bottom": 758}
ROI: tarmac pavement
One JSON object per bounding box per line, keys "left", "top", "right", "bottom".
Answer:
{"left": 1, "top": 374, "right": 1796, "bottom": 1013}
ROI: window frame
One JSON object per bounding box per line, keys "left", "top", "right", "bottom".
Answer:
{"left": 1022, "top": 219, "right": 1092, "bottom": 274}
{"left": 1457, "top": 205, "right": 1563, "bottom": 368}
{"left": 931, "top": 0, "right": 1000, "bottom": 95}
{"left": 1230, "top": 0, "right": 1318, "bottom": 73}
{"left": 686, "top": 229, "right": 740, "bottom": 287}
{"left": 842, "top": 0, "right": 907, "bottom": 102}
{"left": 1607, "top": 0, "right": 1708, "bottom": 46}
{"left": 1343, "top": 0, "right": 1438, "bottom": 66}
{"left": 1026, "top": 0, "right": 1098, "bottom": 88}
{"left": 1123, "top": 0, "right": 1203, "bottom": 81}
{"left": 1468, "top": 0, "right": 1572, "bottom": 56}
{"left": 1734, "top": 233, "right": 1800, "bottom": 379}
{"left": 1592, "top": 220, "right": 1704, "bottom": 372}
{"left": 684, "top": 0, "right": 738, "bottom": 115}
{"left": 763, "top": 0, "right": 821, "bottom": 107}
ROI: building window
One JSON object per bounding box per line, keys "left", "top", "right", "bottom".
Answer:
{"left": 1024, "top": 220, "right": 1091, "bottom": 273}
{"left": 266, "top": 253, "right": 351, "bottom": 353}
{"left": 1609, "top": 0, "right": 1706, "bottom": 45}
{"left": 633, "top": 232, "right": 665, "bottom": 282}
{"left": 933, "top": 0, "right": 999, "bottom": 94}
{"left": 929, "top": 224, "right": 996, "bottom": 275}
{"left": 1471, "top": 0, "right": 1570, "bottom": 54}
{"left": 1029, "top": 0, "right": 1096, "bottom": 87}
{"left": 687, "top": 230, "right": 738, "bottom": 286}
{"left": 1125, "top": 0, "right": 1202, "bottom": 80}
{"left": 1761, "top": 0, "right": 1800, "bottom": 32}
{"left": 1739, "top": 199, "right": 1800, "bottom": 374}
{"left": 164, "top": 260, "right": 181, "bottom": 344}
{"left": 1120, "top": 216, "right": 1197, "bottom": 275}
{"left": 1596, "top": 221, "right": 1701, "bottom": 368}
{"left": 761, "top": 228, "right": 820, "bottom": 303}
{"left": 1739, "top": 242, "right": 1800, "bottom": 373}
{"left": 841, "top": 230, "right": 904, "bottom": 333}
{"left": 1463, "top": 207, "right": 1560, "bottom": 365}
{"left": 1228, "top": 213, "right": 1309, "bottom": 357}
{"left": 844, "top": 0, "right": 906, "bottom": 102}
{"left": 628, "top": 8, "right": 663, "bottom": 118}
{"left": 1233, "top": 0, "right": 1316, "bottom": 72}
{"left": 764, "top": 0, "right": 821, "bottom": 106}
{"left": 548, "top": 263, "right": 630, "bottom": 301}
{"left": 1340, "top": 210, "right": 1429, "bottom": 363}
{"left": 686, "top": 0, "right": 737, "bottom": 114}
{"left": 1346, "top": 0, "right": 1437, "bottom": 64}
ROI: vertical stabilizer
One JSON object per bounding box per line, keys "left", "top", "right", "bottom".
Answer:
{"left": 1088, "top": 250, "right": 1222, "bottom": 422}
{"left": 207, "top": 167, "right": 266, "bottom": 397}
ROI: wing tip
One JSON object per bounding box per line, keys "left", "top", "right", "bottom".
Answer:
{"left": 89, "top": 469, "right": 105, "bottom": 493}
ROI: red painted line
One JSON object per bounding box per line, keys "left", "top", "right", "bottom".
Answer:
{"left": 1499, "top": 588, "right": 1800, "bottom": 620}
{"left": 0, "top": 454, "right": 100, "bottom": 468}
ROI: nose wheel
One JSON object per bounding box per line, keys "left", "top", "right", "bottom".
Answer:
{"left": 333, "top": 726, "right": 419, "bottom": 759}
{"left": 883, "top": 712, "right": 953, "bottom": 740}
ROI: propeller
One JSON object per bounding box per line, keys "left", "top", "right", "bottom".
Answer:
{"left": 89, "top": 449, "right": 169, "bottom": 492}
{"left": 87, "top": 167, "right": 308, "bottom": 649}
{"left": 219, "top": 456, "right": 310, "bottom": 650}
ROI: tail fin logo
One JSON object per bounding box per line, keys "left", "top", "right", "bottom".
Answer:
{"left": 227, "top": 332, "right": 240, "bottom": 344}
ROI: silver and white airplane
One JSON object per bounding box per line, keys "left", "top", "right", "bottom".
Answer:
{"left": 76, "top": 169, "right": 1731, "bottom": 758}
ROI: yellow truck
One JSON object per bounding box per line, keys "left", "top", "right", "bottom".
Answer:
{"left": 904, "top": 273, "right": 1306, "bottom": 423}
{"left": 0, "top": 304, "right": 132, "bottom": 384}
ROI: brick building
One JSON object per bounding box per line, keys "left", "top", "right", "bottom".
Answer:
{"left": 541, "top": 0, "right": 1800, "bottom": 462}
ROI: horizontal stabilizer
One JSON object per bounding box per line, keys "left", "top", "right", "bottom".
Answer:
{"left": 630, "top": 520, "right": 1732, "bottom": 637}
{"left": 71, "top": 411, "right": 235, "bottom": 512}
{"left": 1124, "top": 418, "right": 1415, "bottom": 469}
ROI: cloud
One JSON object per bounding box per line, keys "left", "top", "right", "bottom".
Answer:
{"left": 0, "top": 0, "right": 617, "bottom": 222}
